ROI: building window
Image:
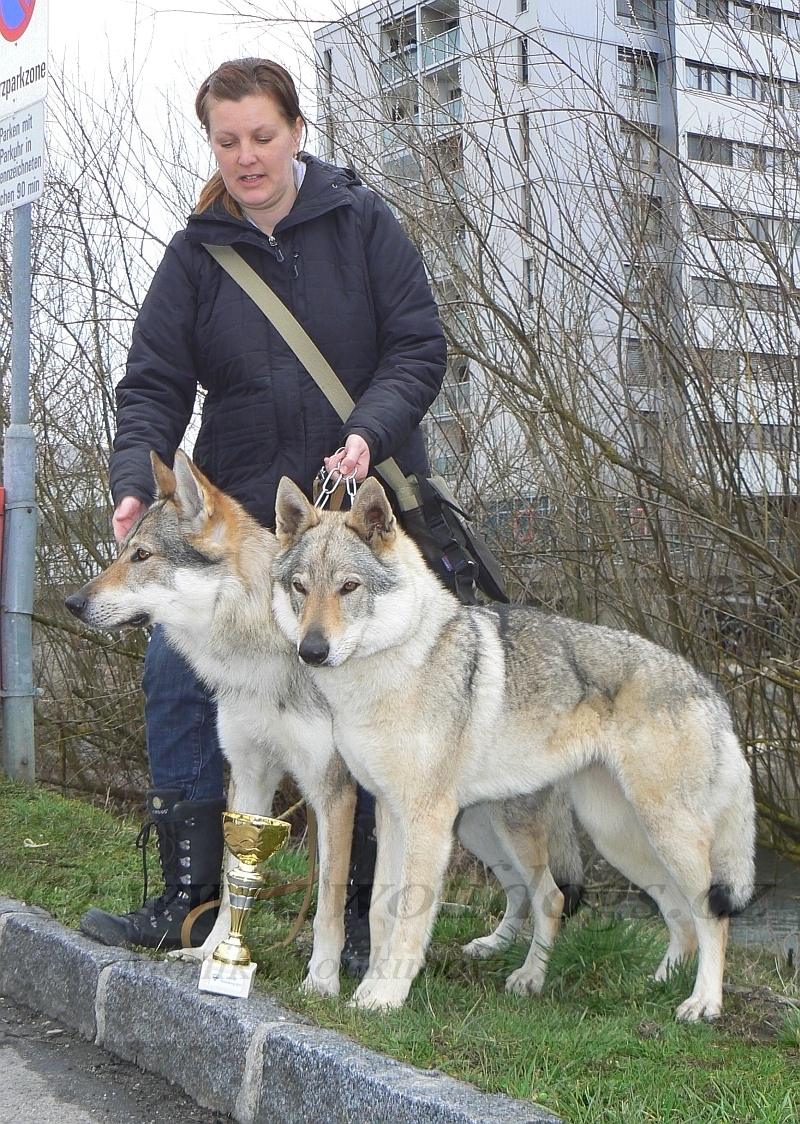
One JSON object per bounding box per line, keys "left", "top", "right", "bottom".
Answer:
{"left": 685, "top": 61, "right": 787, "bottom": 105}
{"left": 692, "top": 276, "right": 781, "bottom": 312}
{"left": 524, "top": 258, "right": 535, "bottom": 306}
{"left": 519, "top": 36, "right": 529, "bottom": 84}
{"left": 519, "top": 111, "right": 530, "bottom": 162}
{"left": 693, "top": 207, "right": 800, "bottom": 246}
{"left": 625, "top": 338, "right": 656, "bottom": 388}
{"left": 622, "top": 192, "right": 664, "bottom": 244}
{"left": 694, "top": 1, "right": 800, "bottom": 38}
{"left": 322, "top": 48, "right": 333, "bottom": 92}
{"left": 687, "top": 133, "right": 734, "bottom": 165}
{"left": 618, "top": 47, "right": 659, "bottom": 100}
{"left": 737, "top": 141, "right": 785, "bottom": 173}
{"left": 518, "top": 0, "right": 528, "bottom": 12}
{"left": 692, "top": 276, "right": 735, "bottom": 307}
{"left": 694, "top": 0, "right": 729, "bottom": 21}
{"left": 621, "top": 120, "right": 661, "bottom": 171}
{"left": 686, "top": 61, "right": 731, "bottom": 95}
{"left": 617, "top": 0, "right": 657, "bottom": 29}
{"left": 521, "top": 181, "right": 533, "bottom": 232}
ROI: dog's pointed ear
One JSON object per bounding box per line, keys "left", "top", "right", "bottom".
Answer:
{"left": 151, "top": 452, "right": 176, "bottom": 500}
{"left": 275, "top": 478, "right": 319, "bottom": 547}
{"left": 346, "top": 478, "right": 396, "bottom": 550}
{"left": 172, "top": 451, "right": 216, "bottom": 530}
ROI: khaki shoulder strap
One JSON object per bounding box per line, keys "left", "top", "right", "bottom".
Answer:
{"left": 203, "top": 242, "right": 419, "bottom": 512}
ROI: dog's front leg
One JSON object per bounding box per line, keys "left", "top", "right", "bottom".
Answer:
{"left": 352, "top": 797, "right": 459, "bottom": 1011}
{"left": 302, "top": 780, "right": 357, "bottom": 997}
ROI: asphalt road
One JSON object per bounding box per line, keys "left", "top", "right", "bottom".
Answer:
{"left": 0, "top": 994, "right": 231, "bottom": 1124}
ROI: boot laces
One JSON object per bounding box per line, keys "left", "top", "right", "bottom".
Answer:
{"left": 136, "top": 819, "right": 189, "bottom": 911}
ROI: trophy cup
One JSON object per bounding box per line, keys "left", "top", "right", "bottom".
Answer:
{"left": 199, "top": 811, "right": 290, "bottom": 999}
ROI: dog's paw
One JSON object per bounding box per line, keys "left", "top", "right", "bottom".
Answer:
{"left": 674, "top": 995, "right": 721, "bottom": 1023}
{"left": 505, "top": 966, "right": 546, "bottom": 996}
{"left": 348, "top": 978, "right": 409, "bottom": 1011}
{"left": 461, "top": 934, "right": 510, "bottom": 959}
{"left": 165, "top": 947, "right": 205, "bottom": 963}
{"left": 300, "top": 971, "right": 340, "bottom": 998}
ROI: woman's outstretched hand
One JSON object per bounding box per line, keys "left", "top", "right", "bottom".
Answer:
{"left": 324, "top": 434, "right": 371, "bottom": 483}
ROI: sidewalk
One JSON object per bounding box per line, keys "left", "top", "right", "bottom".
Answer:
{"left": 0, "top": 897, "right": 561, "bottom": 1124}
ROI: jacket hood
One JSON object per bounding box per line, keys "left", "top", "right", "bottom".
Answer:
{"left": 184, "top": 154, "right": 362, "bottom": 246}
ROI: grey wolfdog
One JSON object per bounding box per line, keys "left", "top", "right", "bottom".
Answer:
{"left": 272, "top": 476, "right": 756, "bottom": 1020}
{"left": 65, "top": 453, "right": 582, "bottom": 989}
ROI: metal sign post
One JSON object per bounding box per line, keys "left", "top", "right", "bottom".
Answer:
{"left": 1, "top": 0, "right": 48, "bottom": 783}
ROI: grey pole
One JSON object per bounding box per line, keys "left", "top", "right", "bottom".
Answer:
{"left": 2, "top": 201, "right": 37, "bottom": 783}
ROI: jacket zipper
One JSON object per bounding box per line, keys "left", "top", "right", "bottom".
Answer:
{"left": 292, "top": 252, "right": 299, "bottom": 279}
{"left": 267, "top": 235, "right": 284, "bottom": 262}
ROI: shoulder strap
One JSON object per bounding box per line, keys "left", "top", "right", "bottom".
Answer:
{"left": 203, "top": 243, "right": 419, "bottom": 512}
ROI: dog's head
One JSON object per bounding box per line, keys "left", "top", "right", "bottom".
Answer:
{"left": 272, "top": 476, "right": 415, "bottom": 666}
{"left": 64, "top": 452, "right": 243, "bottom": 632}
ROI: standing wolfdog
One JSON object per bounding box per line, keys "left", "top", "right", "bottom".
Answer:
{"left": 272, "top": 476, "right": 756, "bottom": 1021}
{"left": 66, "top": 453, "right": 582, "bottom": 988}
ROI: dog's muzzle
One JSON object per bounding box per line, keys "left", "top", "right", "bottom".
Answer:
{"left": 298, "top": 630, "right": 330, "bottom": 667}
{"left": 64, "top": 592, "right": 150, "bottom": 629}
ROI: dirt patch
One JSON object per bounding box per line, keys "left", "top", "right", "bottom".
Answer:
{"left": 716, "top": 983, "right": 800, "bottom": 1044}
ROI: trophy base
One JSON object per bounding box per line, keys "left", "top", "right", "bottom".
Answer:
{"left": 198, "top": 957, "right": 257, "bottom": 999}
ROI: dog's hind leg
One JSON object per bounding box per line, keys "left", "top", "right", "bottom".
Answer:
{"left": 302, "top": 767, "right": 357, "bottom": 997}
{"left": 487, "top": 804, "right": 564, "bottom": 996}
{"left": 568, "top": 766, "right": 698, "bottom": 983}
{"left": 457, "top": 803, "right": 532, "bottom": 958}
{"left": 570, "top": 764, "right": 728, "bottom": 1021}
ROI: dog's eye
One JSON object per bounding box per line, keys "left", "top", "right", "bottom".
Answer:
{"left": 341, "top": 580, "right": 360, "bottom": 594}
{"left": 132, "top": 548, "right": 151, "bottom": 562}
{"left": 292, "top": 580, "right": 306, "bottom": 594}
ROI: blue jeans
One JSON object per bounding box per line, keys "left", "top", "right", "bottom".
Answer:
{"left": 142, "top": 626, "right": 225, "bottom": 801}
{"left": 141, "top": 625, "right": 374, "bottom": 816}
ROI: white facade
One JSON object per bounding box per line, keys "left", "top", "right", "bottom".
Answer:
{"left": 315, "top": 2, "right": 800, "bottom": 498}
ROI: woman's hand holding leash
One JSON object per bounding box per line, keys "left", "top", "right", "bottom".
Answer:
{"left": 324, "top": 434, "right": 370, "bottom": 483}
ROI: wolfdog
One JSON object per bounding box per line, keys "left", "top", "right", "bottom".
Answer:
{"left": 65, "top": 453, "right": 582, "bottom": 989}
{"left": 272, "top": 476, "right": 756, "bottom": 1021}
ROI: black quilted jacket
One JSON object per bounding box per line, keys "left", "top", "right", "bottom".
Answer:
{"left": 110, "top": 154, "right": 447, "bottom": 526}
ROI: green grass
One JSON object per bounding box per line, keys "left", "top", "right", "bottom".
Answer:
{"left": 1, "top": 776, "right": 798, "bottom": 1123}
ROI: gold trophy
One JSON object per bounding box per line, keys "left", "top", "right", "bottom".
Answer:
{"left": 198, "top": 811, "right": 290, "bottom": 999}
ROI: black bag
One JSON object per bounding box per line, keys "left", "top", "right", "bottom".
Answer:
{"left": 397, "top": 474, "right": 509, "bottom": 605}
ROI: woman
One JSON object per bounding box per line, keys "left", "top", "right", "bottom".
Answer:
{"left": 79, "top": 58, "right": 446, "bottom": 962}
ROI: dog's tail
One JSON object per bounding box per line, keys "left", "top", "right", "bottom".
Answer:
{"left": 708, "top": 731, "right": 756, "bottom": 917}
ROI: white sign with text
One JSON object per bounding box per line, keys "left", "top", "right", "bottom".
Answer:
{"left": 0, "top": 98, "right": 43, "bottom": 212}
{"left": 0, "top": 0, "right": 48, "bottom": 113}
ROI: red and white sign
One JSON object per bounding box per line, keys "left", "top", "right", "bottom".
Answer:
{"left": 0, "top": 0, "right": 47, "bottom": 113}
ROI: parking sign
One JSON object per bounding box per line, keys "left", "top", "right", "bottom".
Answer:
{"left": 0, "top": 0, "right": 48, "bottom": 113}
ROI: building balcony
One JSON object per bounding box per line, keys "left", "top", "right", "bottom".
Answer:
{"left": 420, "top": 27, "right": 460, "bottom": 72}
{"left": 380, "top": 44, "right": 418, "bottom": 85}
{"left": 431, "top": 96, "right": 462, "bottom": 132}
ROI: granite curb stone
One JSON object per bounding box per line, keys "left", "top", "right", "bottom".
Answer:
{"left": 0, "top": 896, "right": 562, "bottom": 1123}
{"left": 0, "top": 905, "right": 139, "bottom": 1038}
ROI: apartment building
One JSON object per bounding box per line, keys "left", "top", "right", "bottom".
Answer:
{"left": 315, "top": 2, "right": 800, "bottom": 499}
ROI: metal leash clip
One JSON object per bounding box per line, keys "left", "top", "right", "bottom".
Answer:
{"left": 314, "top": 450, "right": 358, "bottom": 510}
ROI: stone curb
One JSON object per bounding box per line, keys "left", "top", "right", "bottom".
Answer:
{"left": 0, "top": 897, "right": 561, "bottom": 1124}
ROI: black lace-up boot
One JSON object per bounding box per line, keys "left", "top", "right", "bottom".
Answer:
{"left": 79, "top": 789, "right": 226, "bottom": 951}
{"left": 341, "top": 788, "right": 377, "bottom": 978}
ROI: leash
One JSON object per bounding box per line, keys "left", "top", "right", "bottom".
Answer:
{"left": 179, "top": 806, "right": 318, "bottom": 950}
{"left": 314, "top": 450, "right": 357, "bottom": 511}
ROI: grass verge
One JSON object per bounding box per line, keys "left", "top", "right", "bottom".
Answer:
{"left": 1, "top": 777, "right": 798, "bottom": 1124}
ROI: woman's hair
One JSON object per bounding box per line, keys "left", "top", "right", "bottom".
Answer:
{"left": 194, "top": 58, "right": 306, "bottom": 217}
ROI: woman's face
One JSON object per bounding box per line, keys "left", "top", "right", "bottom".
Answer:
{"left": 207, "top": 94, "right": 303, "bottom": 217}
